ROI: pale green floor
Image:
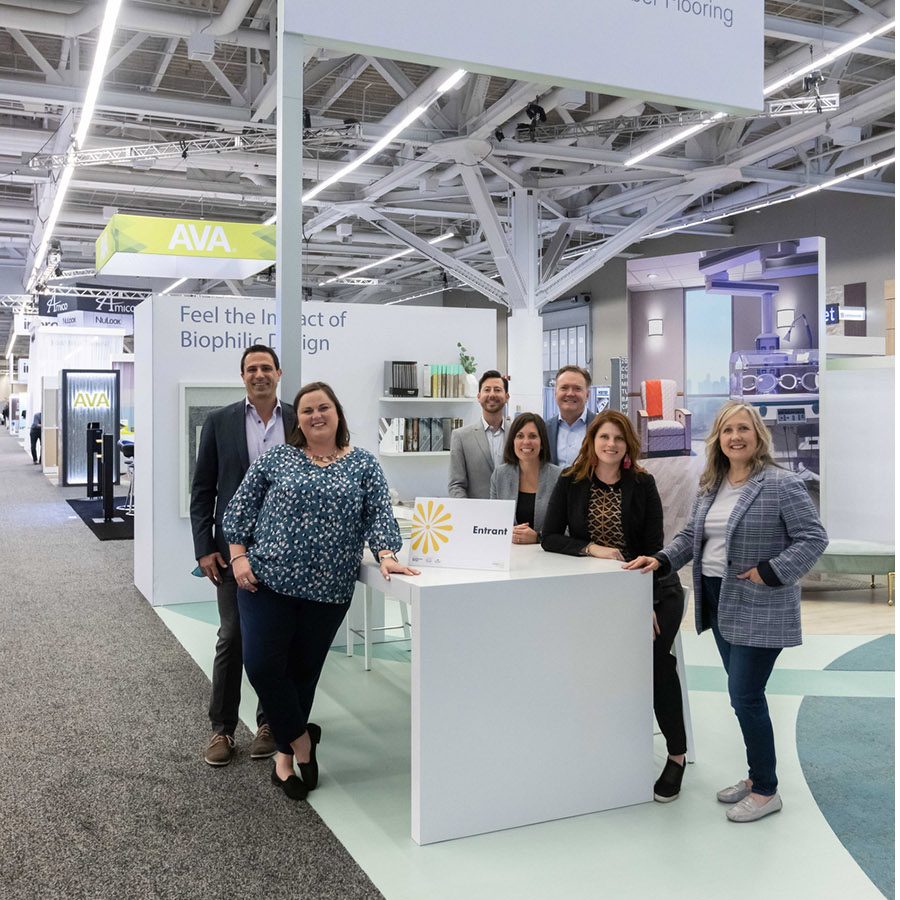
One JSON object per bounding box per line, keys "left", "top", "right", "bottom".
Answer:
{"left": 156, "top": 602, "right": 892, "bottom": 900}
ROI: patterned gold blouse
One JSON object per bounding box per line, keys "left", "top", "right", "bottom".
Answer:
{"left": 587, "top": 477, "right": 630, "bottom": 560}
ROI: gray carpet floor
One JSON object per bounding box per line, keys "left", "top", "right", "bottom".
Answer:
{"left": 0, "top": 431, "right": 383, "bottom": 900}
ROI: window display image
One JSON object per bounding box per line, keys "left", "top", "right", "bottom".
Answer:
{"left": 627, "top": 238, "right": 821, "bottom": 487}
{"left": 179, "top": 384, "right": 247, "bottom": 517}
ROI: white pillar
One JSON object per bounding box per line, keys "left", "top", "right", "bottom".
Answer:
{"left": 506, "top": 188, "right": 543, "bottom": 415}
{"left": 276, "top": 17, "right": 304, "bottom": 397}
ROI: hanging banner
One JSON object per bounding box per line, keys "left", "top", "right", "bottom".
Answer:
{"left": 96, "top": 214, "right": 276, "bottom": 280}
{"left": 286, "top": 0, "right": 763, "bottom": 113}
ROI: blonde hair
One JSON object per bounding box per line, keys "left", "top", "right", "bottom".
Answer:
{"left": 699, "top": 401, "right": 775, "bottom": 492}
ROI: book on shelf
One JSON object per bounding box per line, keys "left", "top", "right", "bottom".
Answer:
{"left": 378, "top": 417, "right": 403, "bottom": 453}
{"left": 423, "top": 362, "right": 466, "bottom": 398}
{"left": 377, "top": 416, "right": 463, "bottom": 453}
{"left": 383, "top": 360, "right": 419, "bottom": 397}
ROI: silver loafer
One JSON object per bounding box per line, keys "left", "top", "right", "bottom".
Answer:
{"left": 716, "top": 779, "right": 752, "bottom": 804}
{"left": 726, "top": 792, "right": 782, "bottom": 822}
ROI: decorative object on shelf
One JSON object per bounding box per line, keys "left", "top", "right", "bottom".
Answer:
{"left": 379, "top": 416, "right": 463, "bottom": 453}
{"left": 384, "top": 360, "right": 419, "bottom": 397}
{"left": 457, "top": 342, "right": 478, "bottom": 397}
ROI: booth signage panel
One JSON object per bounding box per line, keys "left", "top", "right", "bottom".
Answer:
{"left": 38, "top": 292, "right": 147, "bottom": 317}
{"left": 408, "top": 497, "right": 515, "bottom": 571}
{"left": 60, "top": 369, "right": 120, "bottom": 486}
{"left": 285, "top": 1, "right": 763, "bottom": 113}
{"left": 58, "top": 310, "right": 134, "bottom": 333}
{"left": 96, "top": 214, "right": 276, "bottom": 279}
{"left": 17, "top": 358, "right": 29, "bottom": 383}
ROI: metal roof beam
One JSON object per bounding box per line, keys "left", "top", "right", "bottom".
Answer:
{"left": 6, "top": 28, "right": 63, "bottom": 84}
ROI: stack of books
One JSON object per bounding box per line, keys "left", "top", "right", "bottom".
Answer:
{"left": 423, "top": 364, "right": 467, "bottom": 397}
{"left": 378, "top": 417, "right": 464, "bottom": 453}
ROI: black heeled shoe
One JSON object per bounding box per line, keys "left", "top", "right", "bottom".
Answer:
{"left": 297, "top": 722, "right": 322, "bottom": 790}
{"left": 271, "top": 763, "right": 308, "bottom": 801}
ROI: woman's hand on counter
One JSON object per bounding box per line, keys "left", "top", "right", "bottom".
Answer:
{"left": 623, "top": 555, "right": 660, "bottom": 573}
{"left": 512, "top": 524, "right": 539, "bottom": 545}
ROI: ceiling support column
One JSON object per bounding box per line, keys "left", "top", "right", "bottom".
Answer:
{"left": 507, "top": 187, "right": 543, "bottom": 417}
{"left": 276, "top": 15, "right": 303, "bottom": 396}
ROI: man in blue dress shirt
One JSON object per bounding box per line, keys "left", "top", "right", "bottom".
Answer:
{"left": 546, "top": 365, "right": 596, "bottom": 468}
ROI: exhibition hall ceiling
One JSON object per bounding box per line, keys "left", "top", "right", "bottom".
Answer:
{"left": 0, "top": 0, "right": 894, "bottom": 355}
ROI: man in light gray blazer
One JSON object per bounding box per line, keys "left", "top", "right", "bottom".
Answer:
{"left": 448, "top": 370, "right": 509, "bottom": 498}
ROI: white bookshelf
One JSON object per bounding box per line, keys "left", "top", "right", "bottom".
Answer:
{"left": 380, "top": 397, "right": 471, "bottom": 403}
{"left": 380, "top": 450, "right": 451, "bottom": 458}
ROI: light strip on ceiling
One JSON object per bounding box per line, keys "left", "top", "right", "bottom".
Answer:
{"left": 267, "top": 69, "right": 467, "bottom": 224}
{"left": 160, "top": 277, "right": 189, "bottom": 295}
{"left": 764, "top": 19, "right": 895, "bottom": 96}
{"left": 27, "top": 0, "right": 123, "bottom": 291}
{"left": 319, "top": 232, "right": 455, "bottom": 285}
{"left": 650, "top": 156, "right": 894, "bottom": 237}
{"left": 621, "top": 22, "right": 894, "bottom": 172}
{"left": 624, "top": 112, "right": 727, "bottom": 167}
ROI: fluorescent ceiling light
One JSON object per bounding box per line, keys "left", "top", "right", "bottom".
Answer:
{"left": 624, "top": 112, "right": 726, "bottom": 167}
{"left": 74, "top": 0, "right": 124, "bottom": 149}
{"left": 27, "top": 0, "right": 123, "bottom": 291}
{"left": 319, "top": 231, "right": 455, "bottom": 285}
{"left": 651, "top": 155, "right": 894, "bottom": 237}
{"left": 267, "top": 69, "right": 467, "bottom": 222}
{"left": 764, "top": 19, "right": 895, "bottom": 96}
{"left": 160, "top": 277, "right": 189, "bottom": 295}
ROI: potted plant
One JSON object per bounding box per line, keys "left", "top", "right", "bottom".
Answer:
{"left": 457, "top": 342, "right": 478, "bottom": 396}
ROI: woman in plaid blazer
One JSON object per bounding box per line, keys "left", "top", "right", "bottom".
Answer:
{"left": 626, "top": 401, "right": 827, "bottom": 823}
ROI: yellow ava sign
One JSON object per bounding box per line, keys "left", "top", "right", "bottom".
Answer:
{"left": 95, "top": 214, "right": 275, "bottom": 281}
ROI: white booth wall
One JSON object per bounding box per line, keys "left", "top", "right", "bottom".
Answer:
{"left": 27, "top": 326, "right": 125, "bottom": 428}
{"left": 135, "top": 295, "right": 496, "bottom": 606}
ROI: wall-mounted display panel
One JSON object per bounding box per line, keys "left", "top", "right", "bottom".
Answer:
{"left": 178, "top": 384, "right": 247, "bottom": 517}
{"left": 60, "top": 369, "right": 120, "bottom": 486}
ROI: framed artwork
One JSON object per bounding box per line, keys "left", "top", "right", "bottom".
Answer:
{"left": 179, "top": 383, "right": 246, "bottom": 517}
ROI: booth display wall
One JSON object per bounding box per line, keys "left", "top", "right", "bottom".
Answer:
{"left": 135, "top": 296, "right": 495, "bottom": 606}
{"left": 819, "top": 358, "right": 894, "bottom": 544}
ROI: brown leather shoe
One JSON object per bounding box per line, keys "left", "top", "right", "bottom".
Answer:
{"left": 249, "top": 724, "right": 277, "bottom": 759}
{"left": 204, "top": 732, "right": 236, "bottom": 766}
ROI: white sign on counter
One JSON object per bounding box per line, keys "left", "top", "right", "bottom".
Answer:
{"left": 408, "top": 497, "right": 515, "bottom": 571}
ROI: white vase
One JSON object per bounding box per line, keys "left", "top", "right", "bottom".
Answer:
{"left": 464, "top": 372, "right": 478, "bottom": 397}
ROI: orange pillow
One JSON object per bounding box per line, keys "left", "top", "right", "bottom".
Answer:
{"left": 645, "top": 380, "right": 663, "bottom": 417}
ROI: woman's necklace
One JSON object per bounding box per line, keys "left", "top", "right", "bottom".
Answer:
{"left": 727, "top": 470, "right": 750, "bottom": 486}
{"left": 305, "top": 446, "right": 341, "bottom": 465}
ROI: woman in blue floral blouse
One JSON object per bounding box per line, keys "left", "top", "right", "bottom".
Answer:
{"left": 224, "top": 381, "right": 419, "bottom": 801}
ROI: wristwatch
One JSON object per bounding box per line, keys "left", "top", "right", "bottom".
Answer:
{"left": 380, "top": 551, "right": 399, "bottom": 563}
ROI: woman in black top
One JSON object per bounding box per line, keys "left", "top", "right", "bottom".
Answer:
{"left": 542, "top": 410, "right": 687, "bottom": 802}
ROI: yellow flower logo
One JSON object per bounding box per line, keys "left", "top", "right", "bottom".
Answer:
{"left": 410, "top": 500, "right": 454, "bottom": 554}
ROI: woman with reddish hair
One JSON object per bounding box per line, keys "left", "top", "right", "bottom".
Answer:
{"left": 542, "top": 410, "right": 688, "bottom": 802}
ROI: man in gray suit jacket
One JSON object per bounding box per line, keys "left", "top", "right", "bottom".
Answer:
{"left": 190, "top": 344, "right": 297, "bottom": 767}
{"left": 545, "top": 365, "right": 596, "bottom": 467}
{"left": 448, "top": 370, "right": 509, "bottom": 499}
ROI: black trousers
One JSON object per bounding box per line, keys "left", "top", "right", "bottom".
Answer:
{"left": 653, "top": 579, "right": 687, "bottom": 756}
{"left": 29, "top": 426, "right": 41, "bottom": 463}
{"left": 237, "top": 582, "right": 350, "bottom": 755}
{"left": 208, "top": 568, "right": 266, "bottom": 735}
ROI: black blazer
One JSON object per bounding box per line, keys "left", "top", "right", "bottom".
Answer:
{"left": 541, "top": 468, "right": 682, "bottom": 604}
{"left": 190, "top": 398, "right": 297, "bottom": 560}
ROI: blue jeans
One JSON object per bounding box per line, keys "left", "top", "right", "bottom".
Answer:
{"left": 702, "top": 576, "right": 782, "bottom": 796}
{"left": 237, "top": 582, "right": 349, "bottom": 755}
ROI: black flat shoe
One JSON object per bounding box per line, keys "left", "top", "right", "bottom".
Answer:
{"left": 271, "top": 764, "right": 308, "bottom": 801}
{"left": 298, "top": 722, "right": 321, "bottom": 790}
{"left": 653, "top": 757, "right": 686, "bottom": 803}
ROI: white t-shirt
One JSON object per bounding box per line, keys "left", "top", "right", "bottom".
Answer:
{"left": 700, "top": 479, "right": 745, "bottom": 577}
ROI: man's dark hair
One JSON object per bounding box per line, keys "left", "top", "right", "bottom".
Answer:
{"left": 240, "top": 344, "right": 280, "bottom": 372}
{"left": 555, "top": 364, "right": 591, "bottom": 387}
{"left": 478, "top": 369, "right": 509, "bottom": 393}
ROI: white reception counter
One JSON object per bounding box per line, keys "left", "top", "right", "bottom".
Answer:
{"left": 357, "top": 544, "right": 654, "bottom": 844}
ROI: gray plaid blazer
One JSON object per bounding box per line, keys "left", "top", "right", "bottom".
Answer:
{"left": 660, "top": 466, "right": 827, "bottom": 648}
